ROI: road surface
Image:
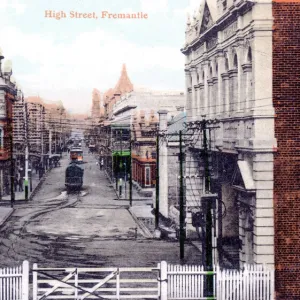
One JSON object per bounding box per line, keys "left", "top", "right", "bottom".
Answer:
{"left": 0, "top": 148, "right": 201, "bottom": 268}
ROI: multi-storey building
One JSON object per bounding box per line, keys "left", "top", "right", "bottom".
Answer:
{"left": 103, "top": 64, "right": 134, "bottom": 120}
{"left": 181, "top": 0, "right": 274, "bottom": 268}
{"left": 99, "top": 64, "right": 186, "bottom": 193}
{"left": 12, "top": 90, "right": 25, "bottom": 162}
{"left": 0, "top": 56, "right": 18, "bottom": 197}
{"left": 25, "top": 97, "right": 46, "bottom": 168}
{"left": 131, "top": 110, "right": 158, "bottom": 193}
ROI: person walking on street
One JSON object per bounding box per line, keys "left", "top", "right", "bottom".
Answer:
{"left": 18, "top": 177, "right": 23, "bottom": 192}
{"left": 14, "top": 174, "right": 18, "bottom": 192}
{"left": 100, "top": 158, "right": 104, "bottom": 170}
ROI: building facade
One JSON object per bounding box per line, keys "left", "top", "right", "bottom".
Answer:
{"left": 272, "top": 2, "right": 300, "bottom": 299}
{"left": 131, "top": 110, "right": 158, "bottom": 192}
{"left": 0, "top": 57, "right": 18, "bottom": 197}
{"left": 181, "top": 0, "right": 274, "bottom": 268}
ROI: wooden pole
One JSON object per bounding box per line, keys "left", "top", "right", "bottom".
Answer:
{"left": 179, "top": 130, "right": 185, "bottom": 260}
{"left": 155, "top": 134, "right": 159, "bottom": 229}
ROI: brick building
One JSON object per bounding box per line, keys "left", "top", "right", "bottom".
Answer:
{"left": 272, "top": 1, "right": 300, "bottom": 299}
{"left": 0, "top": 57, "right": 18, "bottom": 197}
{"left": 131, "top": 110, "right": 158, "bottom": 193}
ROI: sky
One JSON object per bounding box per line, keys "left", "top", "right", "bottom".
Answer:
{"left": 0, "top": 0, "right": 201, "bottom": 114}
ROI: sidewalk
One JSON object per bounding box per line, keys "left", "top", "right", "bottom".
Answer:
{"left": 0, "top": 207, "right": 14, "bottom": 228}
{"left": 1, "top": 169, "right": 43, "bottom": 203}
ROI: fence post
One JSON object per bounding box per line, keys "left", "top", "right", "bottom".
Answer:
{"left": 116, "top": 268, "right": 120, "bottom": 300}
{"left": 160, "top": 261, "right": 168, "bottom": 300}
{"left": 33, "top": 263, "right": 38, "bottom": 300}
{"left": 22, "top": 261, "right": 29, "bottom": 300}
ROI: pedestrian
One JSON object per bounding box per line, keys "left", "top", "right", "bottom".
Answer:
{"left": 100, "top": 159, "right": 104, "bottom": 170}
{"left": 18, "top": 177, "right": 23, "bottom": 192}
{"left": 14, "top": 175, "right": 18, "bottom": 192}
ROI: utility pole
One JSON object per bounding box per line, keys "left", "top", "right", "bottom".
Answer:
{"left": 179, "top": 130, "right": 185, "bottom": 260}
{"left": 155, "top": 134, "right": 159, "bottom": 229}
{"left": 129, "top": 139, "right": 132, "bottom": 206}
{"left": 24, "top": 101, "right": 29, "bottom": 201}
{"left": 41, "top": 110, "right": 44, "bottom": 177}
{"left": 9, "top": 120, "right": 14, "bottom": 208}
{"left": 202, "top": 118, "right": 214, "bottom": 297}
{"left": 49, "top": 129, "right": 52, "bottom": 156}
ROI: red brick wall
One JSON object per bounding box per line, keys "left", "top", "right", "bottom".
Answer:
{"left": 273, "top": 2, "right": 300, "bottom": 299}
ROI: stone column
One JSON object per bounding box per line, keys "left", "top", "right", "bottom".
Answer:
{"left": 253, "top": 153, "right": 275, "bottom": 267}
{"left": 207, "top": 79, "right": 213, "bottom": 119}
{"left": 199, "top": 83, "right": 204, "bottom": 118}
{"left": 185, "top": 70, "right": 192, "bottom": 122}
{"left": 212, "top": 77, "right": 218, "bottom": 116}
{"left": 228, "top": 69, "right": 238, "bottom": 114}
{"left": 221, "top": 73, "right": 229, "bottom": 114}
{"left": 216, "top": 54, "right": 224, "bottom": 116}
{"left": 194, "top": 85, "right": 200, "bottom": 120}
{"left": 203, "top": 63, "right": 209, "bottom": 118}
{"left": 191, "top": 68, "right": 198, "bottom": 121}
{"left": 242, "top": 63, "right": 253, "bottom": 110}
{"left": 158, "top": 110, "right": 169, "bottom": 219}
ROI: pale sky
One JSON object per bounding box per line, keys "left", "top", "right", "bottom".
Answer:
{"left": 0, "top": 0, "right": 201, "bottom": 114}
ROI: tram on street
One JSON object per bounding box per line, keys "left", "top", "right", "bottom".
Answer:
{"left": 69, "top": 147, "right": 83, "bottom": 163}
{"left": 65, "top": 161, "right": 84, "bottom": 191}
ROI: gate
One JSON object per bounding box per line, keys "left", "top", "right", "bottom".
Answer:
{"left": 0, "top": 261, "right": 29, "bottom": 300}
{"left": 32, "top": 263, "right": 160, "bottom": 300}
{"left": 32, "top": 262, "right": 274, "bottom": 300}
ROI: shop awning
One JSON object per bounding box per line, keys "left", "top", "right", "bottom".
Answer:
{"left": 112, "top": 150, "right": 131, "bottom": 157}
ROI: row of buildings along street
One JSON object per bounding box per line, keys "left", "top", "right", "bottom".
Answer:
{"left": 0, "top": 0, "right": 299, "bottom": 299}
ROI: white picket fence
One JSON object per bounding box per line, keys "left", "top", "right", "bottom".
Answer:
{"left": 163, "top": 262, "right": 274, "bottom": 300}
{"left": 0, "top": 261, "right": 29, "bottom": 300}
{"left": 0, "top": 261, "right": 274, "bottom": 300}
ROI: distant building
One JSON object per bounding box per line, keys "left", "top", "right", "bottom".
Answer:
{"left": 98, "top": 65, "right": 186, "bottom": 195}
{"left": 25, "top": 97, "right": 46, "bottom": 163}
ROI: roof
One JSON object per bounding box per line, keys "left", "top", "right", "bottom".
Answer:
{"left": 167, "top": 111, "right": 188, "bottom": 142}
{"left": 25, "top": 96, "right": 44, "bottom": 105}
{"left": 113, "top": 64, "right": 134, "bottom": 96}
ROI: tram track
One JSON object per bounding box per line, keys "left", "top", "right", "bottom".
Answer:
{"left": 0, "top": 189, "right": 83, "bottom": 263}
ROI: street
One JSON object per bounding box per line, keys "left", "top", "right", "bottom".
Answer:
{"left": 0, "top": 148, "right": 201, "bottom": 268}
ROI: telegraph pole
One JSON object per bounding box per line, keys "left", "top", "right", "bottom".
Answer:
{"left": 202, "top": 118, "right": 213, "bottom": 297}
{"left": 9, "top": 121, "right": 14, "bottom": 208}
{"left": 129, "top": 139, "right": 132, "bottom": 206}
{"left": 155, "top": 134, "right": 159, "bottom": 229}
{"left": 179, "top": 130, "right": 185, "bottom": 260}
{"left": 24, "top": 101, "right": 29, "bottom": 200}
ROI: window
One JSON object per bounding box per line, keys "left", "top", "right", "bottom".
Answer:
{"left": 222, "top": 0, "right": 227, "bottom": 11}
{"left": 145, "top": 166, "right": 151, "bottom": 186}
{"left": 233, "top": 54, "right": 238, "bottom": 69}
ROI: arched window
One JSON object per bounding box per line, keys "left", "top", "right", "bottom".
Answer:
{"left": 210, "top": 66, "right": 213, "bottom": 78}
{"left": 247, "top": 48, "right": 252, "bottom": 63}
{"left": 233, "top": 54, "right": 238, "bottom": 69}
{"left": 225, "top": 56, "right": 229, "bottom": 71}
